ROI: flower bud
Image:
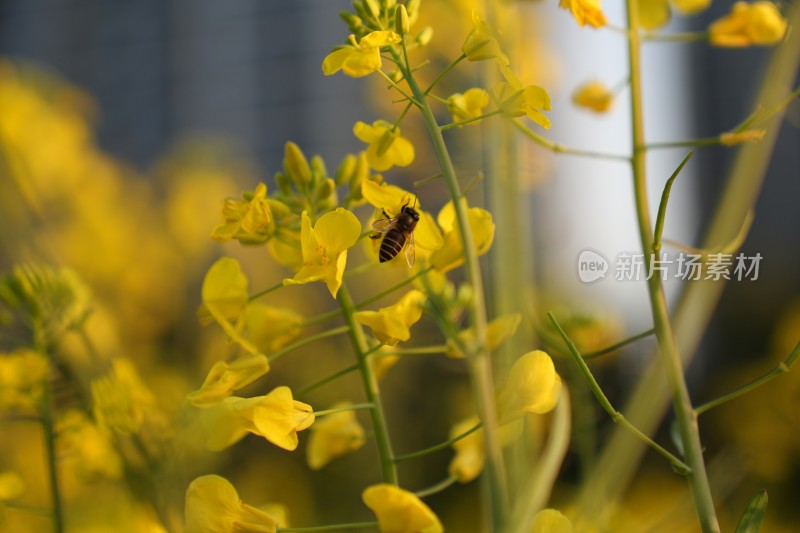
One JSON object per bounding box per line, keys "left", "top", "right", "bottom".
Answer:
{"left": 336, "top": 153, "right": 358, "bottom": 186}
{"left": 315, "top": 177, "right": 336, "bottom": 202}
{"left": 416, "top": 26, "right": 433, "bottom": 47}
{"left": 395, "top": 4, "right": 409, "bottom": 35}
{"left": 406, "top": 0, "right": 420, "bottom": 24}
{"left": 339, "top": 11, "right": 362, "bottom": 31}
{"left": 311, "top": 154, "right": 327, "bottom": 186}
{"left": 349, "top": 152, "right": 370, "bottom": 201}
{"left": 284, "top": 141, "right": 311, "bottom": 185}
{"left": 364, "top": 0, "right": 380, "bottom": 18}
{"left": 275, "top": 172, "right": 293, "bottom": 195}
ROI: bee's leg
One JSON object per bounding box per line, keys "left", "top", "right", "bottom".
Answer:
{"left": 381, "top": 208, "right": 391, "bottom": 219}
{"left": 369, "top": 233, "right": 382, "bottom": 240}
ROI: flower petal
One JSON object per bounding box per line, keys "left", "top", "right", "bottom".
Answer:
{"left": 314, "top": 208, "right": 362, "bottom": 254}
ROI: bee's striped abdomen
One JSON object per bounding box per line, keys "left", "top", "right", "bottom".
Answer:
{"left": 379, "top": 231, "right": 406, "bottom": 262}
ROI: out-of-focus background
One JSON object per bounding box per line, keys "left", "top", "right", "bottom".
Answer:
{"left": 1, "top": 0, "right": 798, "bottom": 531}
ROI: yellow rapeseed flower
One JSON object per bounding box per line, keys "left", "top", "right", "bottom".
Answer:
{"left": 531, "top": 509, "right": 574, "bottom": 533}
{"left": 0, "top": 471, "right": 24, "bottom": 501}
{"left": 210, "top": 182, "right": 273, "bottom": 243}
{"left": 186, "top": 354, "right": 270, "bottom": 407}
{"left": 354, "top": 290, "right": 426, "bottom": 346}
{"left": 559, "top": 0, "right": 608, "bottom": 28}
{"left": 572, "top": 81, "right": 615, "bottom": 113}
{"left": 363, "top": 484, "right": 443, "bottom": 533}
{"left": 447, "top": 313, "right": 522, "bottom": 358}
{"left": 185, "top": 475, "right": 280, "bottom": 533}
{"left": 636, "top": 0, "right": 713, "bottom": 30}
{"left": 199, "top": 387, "right": 314, "bottom": 451}
{"left": 57, "top": 409, "right": 123, "bottom": 481}
{"left": 446, "top": 88, "right": 490, "bottom": 125}
{"left": 0, "top": 348, "right": 49, "bottom": 411}
{"left": 353, "top": 120, "right": 415, "bottom": 171}
{"left": 494, "top": 66, "right": 552, "bottom": 130}
{"left": 323, "top": 31, "right": 402, "bottom": 78}
{"left": 243, "top": 304, "right": 303, "bottom": 354}
{"left": 306, "top": 401, "right": 366, "bottom": 470}
{"left": 430, "top": 201, "right": 495, "bottom": 273}
{"left": 91, "top": 358, "right": 158, "bottom": 435}
{"left": 709, "top": 2, "right": 788, "bottom": 47}
{"left": 497, "top": 350, "right": 562, "bottom": 423}
{"left": 461, "top": 11, "right": 509, "bottom": 64}
{"left": 283, "top": 209, "right": 361, "bottom": 298}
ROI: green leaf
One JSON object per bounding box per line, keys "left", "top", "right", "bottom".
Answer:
{"left": 735, "top": 489, "right": 768, "bottom": 533}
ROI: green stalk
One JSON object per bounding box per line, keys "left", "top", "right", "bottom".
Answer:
{"left": 394, "top": 421, "right": 483, "bottom": 463}
{"left": 396, "top": 42, "right": 509, "bottom": 526}
{"left": 337, "top": 283, "right": 397, "bottom": 484}
{"left": 34, "top": 321, "right": 64, "bottom": 533}
{"left": 277, "top": 521, "right": 378, "bottom": 532}
{"left": 625, "top": 1, "right": 719, "bottom": 530}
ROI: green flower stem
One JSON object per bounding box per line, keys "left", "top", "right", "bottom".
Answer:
{"left": 267, "top": 326, "right": 350, "bottom": 363}
{"left": 392, "top": 100, "right": 415, "bottom": 131}
{"left": 415, "top": 476, "right": 459, "bottom": 498}
{"left": 413, "top": 172, "right": 443, "bottom": 188}
{"left": 644, "top": 31, "right": 709, "bottom": 43}
{"left": 277, "top": 522, "right": 378, "bottom": 532}
{"left": 338, "top": 283, "right": 398, "bottom": 484}
{"left": 512, "top": 118, "right": 631, "bottom": 161}
{"left": 398, "top": 41, "right": 509, "bottom": 525}
{"left": 296, "top": 364, "right": 359, "bottom": 397}
{"left": 662, "top": 211, "right": 753, "bottom": 257}
{"left": 376, "top": 68, "right": 421, "bottom": 107}
{"left": 646, "top": 136, "right": 727, "bottom": 150}
{"left": 695, "top": 341, "right": 800, "bottom": 416}
{"left": 653, "top": 151, "right": 694, "bottom": 253}
{"left": 378, "top": 344, "right": 448, "bottom": 356}
{"left": 548, "top": 313, "right": 691, "bottom": 474}
{"left": 625, "top": 0, "right": 720, "bottom": 529}
{"left": 582, "top": 328, "right": 656, "bottom": 360}
{"left": 440, "top": 109, "right": 506, "bottom": 131}
{"left": 248, "top": 280, "right": 286, "bottom": 302}
{"left": 394, "top": 421, "right": 482, "bottom": 463}
{"left": 33, "top": 320, "right": 64, "bottom": 533}
{"left": 424, "top": 52, "right": 466, "bottom": 95}
{"left": 313, "top": 403, "right": 374, "bottom": 417}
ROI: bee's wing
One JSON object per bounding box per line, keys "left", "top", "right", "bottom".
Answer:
{"left": 372, "top": 216, "right": 397, "bottom": 233}
{"left": 405, "top": 231, "right": 416, "bottom": 268}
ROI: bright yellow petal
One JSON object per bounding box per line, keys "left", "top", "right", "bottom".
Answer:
{"left": 363, "top": 484, "right": 443, "bottom": 533}
{"left": 361, "top": 180, "right": 414, "bottom": 215}
{"left": 342, "top": 47, "right": 383, "bottom": 77}
{"left": 325, "top": 251, "right": 348, "bottom": 298}
{"left": 306, "top": 402, "right": 366, "bottom": 470}
{"left": 283, "top": 265, "right": 329, "bottom": 286}
{"left": 414, "top": 211, "right": 443, "bottom": 252}
{"left": 322, "top": 48, "right": 353, "bottom": 76}
{"left": 314, "top": 208, "right": 362, "bottom": 254}
{"left": 201, "top": 257, "right": 249, "bottom": 320}
{"left": 248, "top": 387, "right": 315, "bottom": 451}
{"left": 360, "top": 30, "right": 402, "bottom": 47}
{"left": 353, "top": 121, "right": 381, "bottom": 143}
{"left": 186, "top": 355, "right": 270, "bottom": 407}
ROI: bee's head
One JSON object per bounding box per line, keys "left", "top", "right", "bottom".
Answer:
{"left": 400, "top": 202, "right": 420, "bottom": 221}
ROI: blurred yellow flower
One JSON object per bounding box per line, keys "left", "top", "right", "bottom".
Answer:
{"left": 636, "top": 0, "right": 714, "bottom": 30}
{"left": 448, "top": 416, "right": 484, "bottom": 483}
{"left": 447, "top": 313, "right": 522, "bottom": 358}
{"left": 283, "top": 209, "right": 361, "bottom": 298}
{"left": 497, "top": 350, "right": 562, "bottom": 422}
{"left": 430, "top": 201, "right": 495, "bottom": 273}
{"left": 0, "top": 348, "right": 49, "bottom": 411}
{"left": 185, "top": 475, "right": 279, "bottom": 533}
{"left": 0, "top": 471, "right": 25, "bottom": 500}
{"left": 58, "top": 409, "right": 123, "bottom": 481}
{"left": 323, "top": 31, "right": 402, "bottom": 78}
{"left": 531, "top": 509, "right": 574, "bottom": 533}
{"left": 362, "top": 484, "right": 443, "bottom": 533}
{"left": 92, "top": 358, "right": 158, "bottom": 435}
{"left": 186, "top": 354, "right": 270, "bottom": 407}
{"left": 494, "top": 66, "right": 552, "bottom": 130}
{"left": 244, "top": 304, "right": 303, "bottom": 354}
{"left": 709, "top": 1, "right": 788, "bottom": 47}
{"left": 210, "top": 182, "right": 273, "bottom": 243}
{"left": 361, "top": 180, "right": 443, "bottom": 256}
{"left": 559, "top": 0, "right": 608, "bottom": 28}
{"left": 355, "top": 290, "right": 426, "bottom": 346}
{"left": 353, "top": 120, "right": 415, "bottom": 171}
{"left": 446, "top": 88, "right": 490, "bottom": 125}
{"left": 461, "top": 11, "right": 509, "bottom": 64}
{"left": 671, "top": 0, "right": 711, "bottom": 15}
{"left": 572, "top": 81, "right": 615, "bottom": 113}
{"left": 306, "top": 401, "right": 366, "bottom": 470}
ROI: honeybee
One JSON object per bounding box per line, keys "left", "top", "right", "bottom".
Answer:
{"left": 370, "top": 201, "right": 420, "bottom": 267}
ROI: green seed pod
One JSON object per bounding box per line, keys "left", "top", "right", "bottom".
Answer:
{"left": 375, "top": 128, "right": 397, "bottom": 157}
{"left": 284, "top": 141, "right": 312, "bottom": 185}
{"left": 416, "top": 26, "right": 433, "bottom": 47}
{"left": 395, "top": 4, "right": 409, "bottom": 35}
{"left": 335, "top": 153, "right": 357, "bottom": 186}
